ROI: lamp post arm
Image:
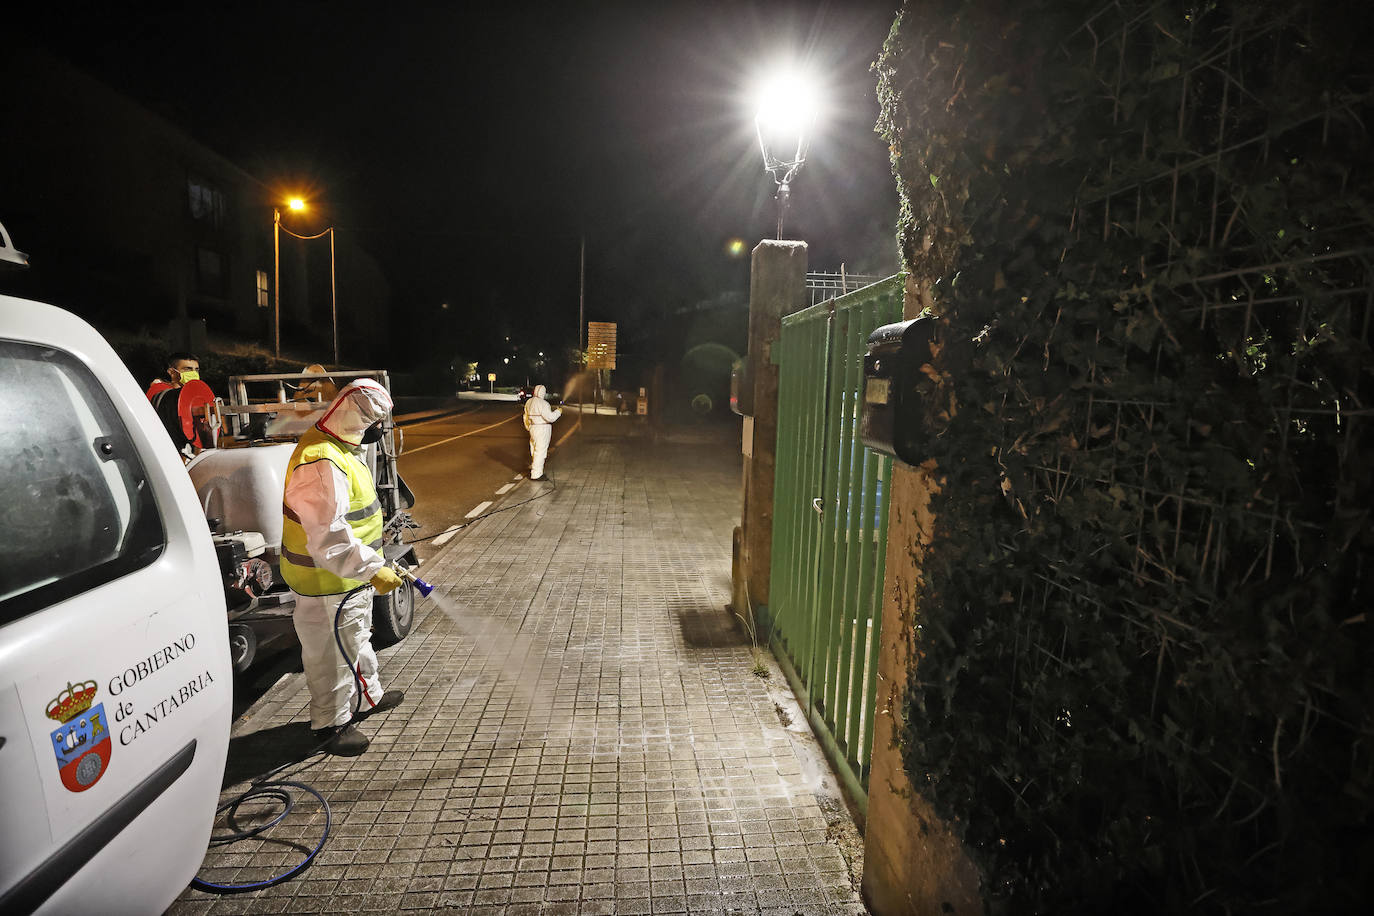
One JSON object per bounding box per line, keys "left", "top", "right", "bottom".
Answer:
{"left": 275, "top": 220, "right": 340, "bottom": 363}
{"left": 277, "top": 225, "right": 334, "bottom": 241}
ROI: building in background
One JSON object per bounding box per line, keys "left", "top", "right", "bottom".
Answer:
{"left": 0, "top": 44, "right": 389, "bottom": 362}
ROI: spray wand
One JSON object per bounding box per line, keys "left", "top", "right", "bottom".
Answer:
{"left": 393, "top": 562, "right": 435, "bottom": 597}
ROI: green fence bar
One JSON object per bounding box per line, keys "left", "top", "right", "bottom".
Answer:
{"left": 767, "top": 275, "right": 903, "bottom": 815}
{"left": 769, "top": 301, "right": 830, "bottom": 675}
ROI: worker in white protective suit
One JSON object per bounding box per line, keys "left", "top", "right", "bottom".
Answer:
{"left": 522, "top": 384, "right": 562, "bottom": 481}
{"left": 280, "top": 379, "right": 404, "bottom": 756}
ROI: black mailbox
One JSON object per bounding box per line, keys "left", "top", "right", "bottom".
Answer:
{"left": 860, "top": 316, "right": 934, "bottom": 466}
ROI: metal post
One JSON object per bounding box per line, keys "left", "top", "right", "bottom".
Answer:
{"left": 578, "top": 235, "right": 585, "bottom": 409}
{"left": 776, "top": 181, "right": 790, "bottom": 240}
{"left": 329, "top": 227, "right": 338, "bottom": 365}
{"left": 272, "top": 208, "right": 281, "bottom": 358}
{"left": 578, "top": 236, "right": 585, "bottom": 355}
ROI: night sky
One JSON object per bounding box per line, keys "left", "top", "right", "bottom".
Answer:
{"left": 11, "top": 1, "right": 902, "bottom": 373}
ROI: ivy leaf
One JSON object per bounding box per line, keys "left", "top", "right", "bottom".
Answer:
{"left": 1124, "top": 311, "right": 1160, "bottom": 350}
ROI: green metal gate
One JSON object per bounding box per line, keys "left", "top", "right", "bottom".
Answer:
{"left": 766, "top": 275, "right": 903, "bottom": 816}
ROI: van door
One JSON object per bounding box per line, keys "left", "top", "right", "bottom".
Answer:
{"left": 0, "top": 298, "right": 232, "bottom": 915}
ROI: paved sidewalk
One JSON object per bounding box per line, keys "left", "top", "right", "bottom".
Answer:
{"left": 170, "top": 419, "right": 867, "bottom": 915}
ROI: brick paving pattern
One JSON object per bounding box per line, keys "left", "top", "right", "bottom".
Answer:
{"left": 169, "top": 422, "right": 868, "bottom": 914}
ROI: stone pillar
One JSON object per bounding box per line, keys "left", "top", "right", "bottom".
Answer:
{"left": 862, "top": 276, "right": 981, "bottom": 915}
{"left": 734, "top": 239, "right": 807, "bottom": 620}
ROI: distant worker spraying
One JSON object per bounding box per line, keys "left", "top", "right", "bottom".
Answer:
{"left": 280, "top": 379, "right": 404, "bottom": 756}
{"left": 523, "top": 384, "right": 562, "bottom": 481}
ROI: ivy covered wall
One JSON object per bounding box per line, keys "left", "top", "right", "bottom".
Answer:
{"left": 875, "top": 0, "right": 1373, "bottom": 911}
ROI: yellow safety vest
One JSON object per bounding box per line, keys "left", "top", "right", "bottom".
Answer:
{"left": 279, "top": 428, "right": 384, "bottom": 596}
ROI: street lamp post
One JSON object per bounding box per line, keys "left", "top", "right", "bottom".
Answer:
{"left": 274, "top": 198, "right": 340, "bottom": 364}
{"left": 754, "top": 71, "right": 817, "bottom": 239}
{"left": 329, "top": 227, "right": 337, "bottom": 364}
{"left": 273, "top": 207, "right": 280, "bottom": 358}
{"left": 272, "top": 197, "right": 305, "bottom": 359}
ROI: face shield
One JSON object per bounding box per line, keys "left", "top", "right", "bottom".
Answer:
{"left": 316, "top": 379, "right": 394, "bottom": 447}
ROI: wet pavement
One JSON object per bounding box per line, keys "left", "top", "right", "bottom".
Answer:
{"left": 169, "top": 416, "right": 868, "bottom": 915}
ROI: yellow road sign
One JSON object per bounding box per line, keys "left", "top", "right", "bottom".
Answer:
{"left": 587, "top": 321, "right": 617, "bottom": 370}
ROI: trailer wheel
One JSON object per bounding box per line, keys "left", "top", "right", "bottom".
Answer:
{"left": 372, "top": 572, "right": 414, "bottom": 648}
{"left": 229, "top": 623, "right": 257, "bottom": 673}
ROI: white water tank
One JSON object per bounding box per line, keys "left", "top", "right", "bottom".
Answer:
{"left": 187, "top": 443, "right": 296, "bottom": 549}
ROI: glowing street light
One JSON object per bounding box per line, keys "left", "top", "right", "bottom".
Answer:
{"left": 273, "top": 197, "right": 340, "bottom": 362}
{"left": 754, "top": 68, "right": 819, "bottom": 239}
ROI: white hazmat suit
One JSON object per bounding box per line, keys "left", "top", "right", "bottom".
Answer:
{"left": 523, "top": 384, "right": 562, "bottom": 480}
{"left": 283, "top": 379, "right": 397, "bottom": 731}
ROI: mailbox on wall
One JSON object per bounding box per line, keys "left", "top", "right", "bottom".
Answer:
{"left": 860, "top": 316, "right": 934, "bottom": 466}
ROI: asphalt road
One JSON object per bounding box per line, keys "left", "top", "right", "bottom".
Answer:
{"left": 395, "top": 401, "right": 532, "bottom": 561}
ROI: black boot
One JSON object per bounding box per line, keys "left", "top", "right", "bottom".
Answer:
{"left": 354, "top": 689, "right": 404, "bottom": 722}
{"left": 313, "top": 722, "right": 370, "bottom": 756}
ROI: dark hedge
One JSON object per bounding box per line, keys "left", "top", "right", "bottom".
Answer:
{"left": 876, "top": 1, "right": 1374, "bottom": 911}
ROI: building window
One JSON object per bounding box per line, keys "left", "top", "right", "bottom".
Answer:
{"left": 196, "top": 247, "right": 226, "bottom": 297}
{"left": 187, "top": 177, "right": 225, "bottom": 227}
{"left": 256, "top": 269, "right": 269, "bottom": 307}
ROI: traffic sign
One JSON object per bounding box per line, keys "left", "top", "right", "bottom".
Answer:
{"left": 586, "top": 321, "right": 617, "bottom": 370}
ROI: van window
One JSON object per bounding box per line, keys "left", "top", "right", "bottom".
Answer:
{"left": 0, "top": 340, "right": 165, "bottom": 623}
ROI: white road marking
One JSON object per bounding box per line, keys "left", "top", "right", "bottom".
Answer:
{"left": 400, "top": 405, "right": 482, "bottom": 428}
{"left": 403, "top": 413, "right": 521, "bottom": 455}
{"left": 554, "top": 416, "right": 581, "bottom": 447}
{"left": 419, "top": 415, "right": 573, "bottom": 546}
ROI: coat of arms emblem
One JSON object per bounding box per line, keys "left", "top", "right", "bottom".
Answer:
{"left": 46, "top": 679, "right": 112, "bottom": 792}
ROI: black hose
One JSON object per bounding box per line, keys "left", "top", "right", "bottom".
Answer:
{"left": 192, "top": 471, "right": 555, "bottom": 895}
{"left": 187, "top": 779, "right": 331, "bottom": 894}
{"left": 332, "top": 582, "right": 373, "bottom": 719}
{"left": 189, "top": 581, "right": 370, "bottom": 895}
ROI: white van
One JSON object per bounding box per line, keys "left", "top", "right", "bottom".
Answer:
{"left": 0, "top": 295, "right": 232, "bottom": 914}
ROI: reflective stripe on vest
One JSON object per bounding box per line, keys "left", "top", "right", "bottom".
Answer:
{"left": 279, "top": 429, "right": 386, "bottom": 596}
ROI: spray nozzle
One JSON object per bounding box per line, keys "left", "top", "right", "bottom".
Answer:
{"left": 393, "top": 563, "right": 435, "bottom": 597}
